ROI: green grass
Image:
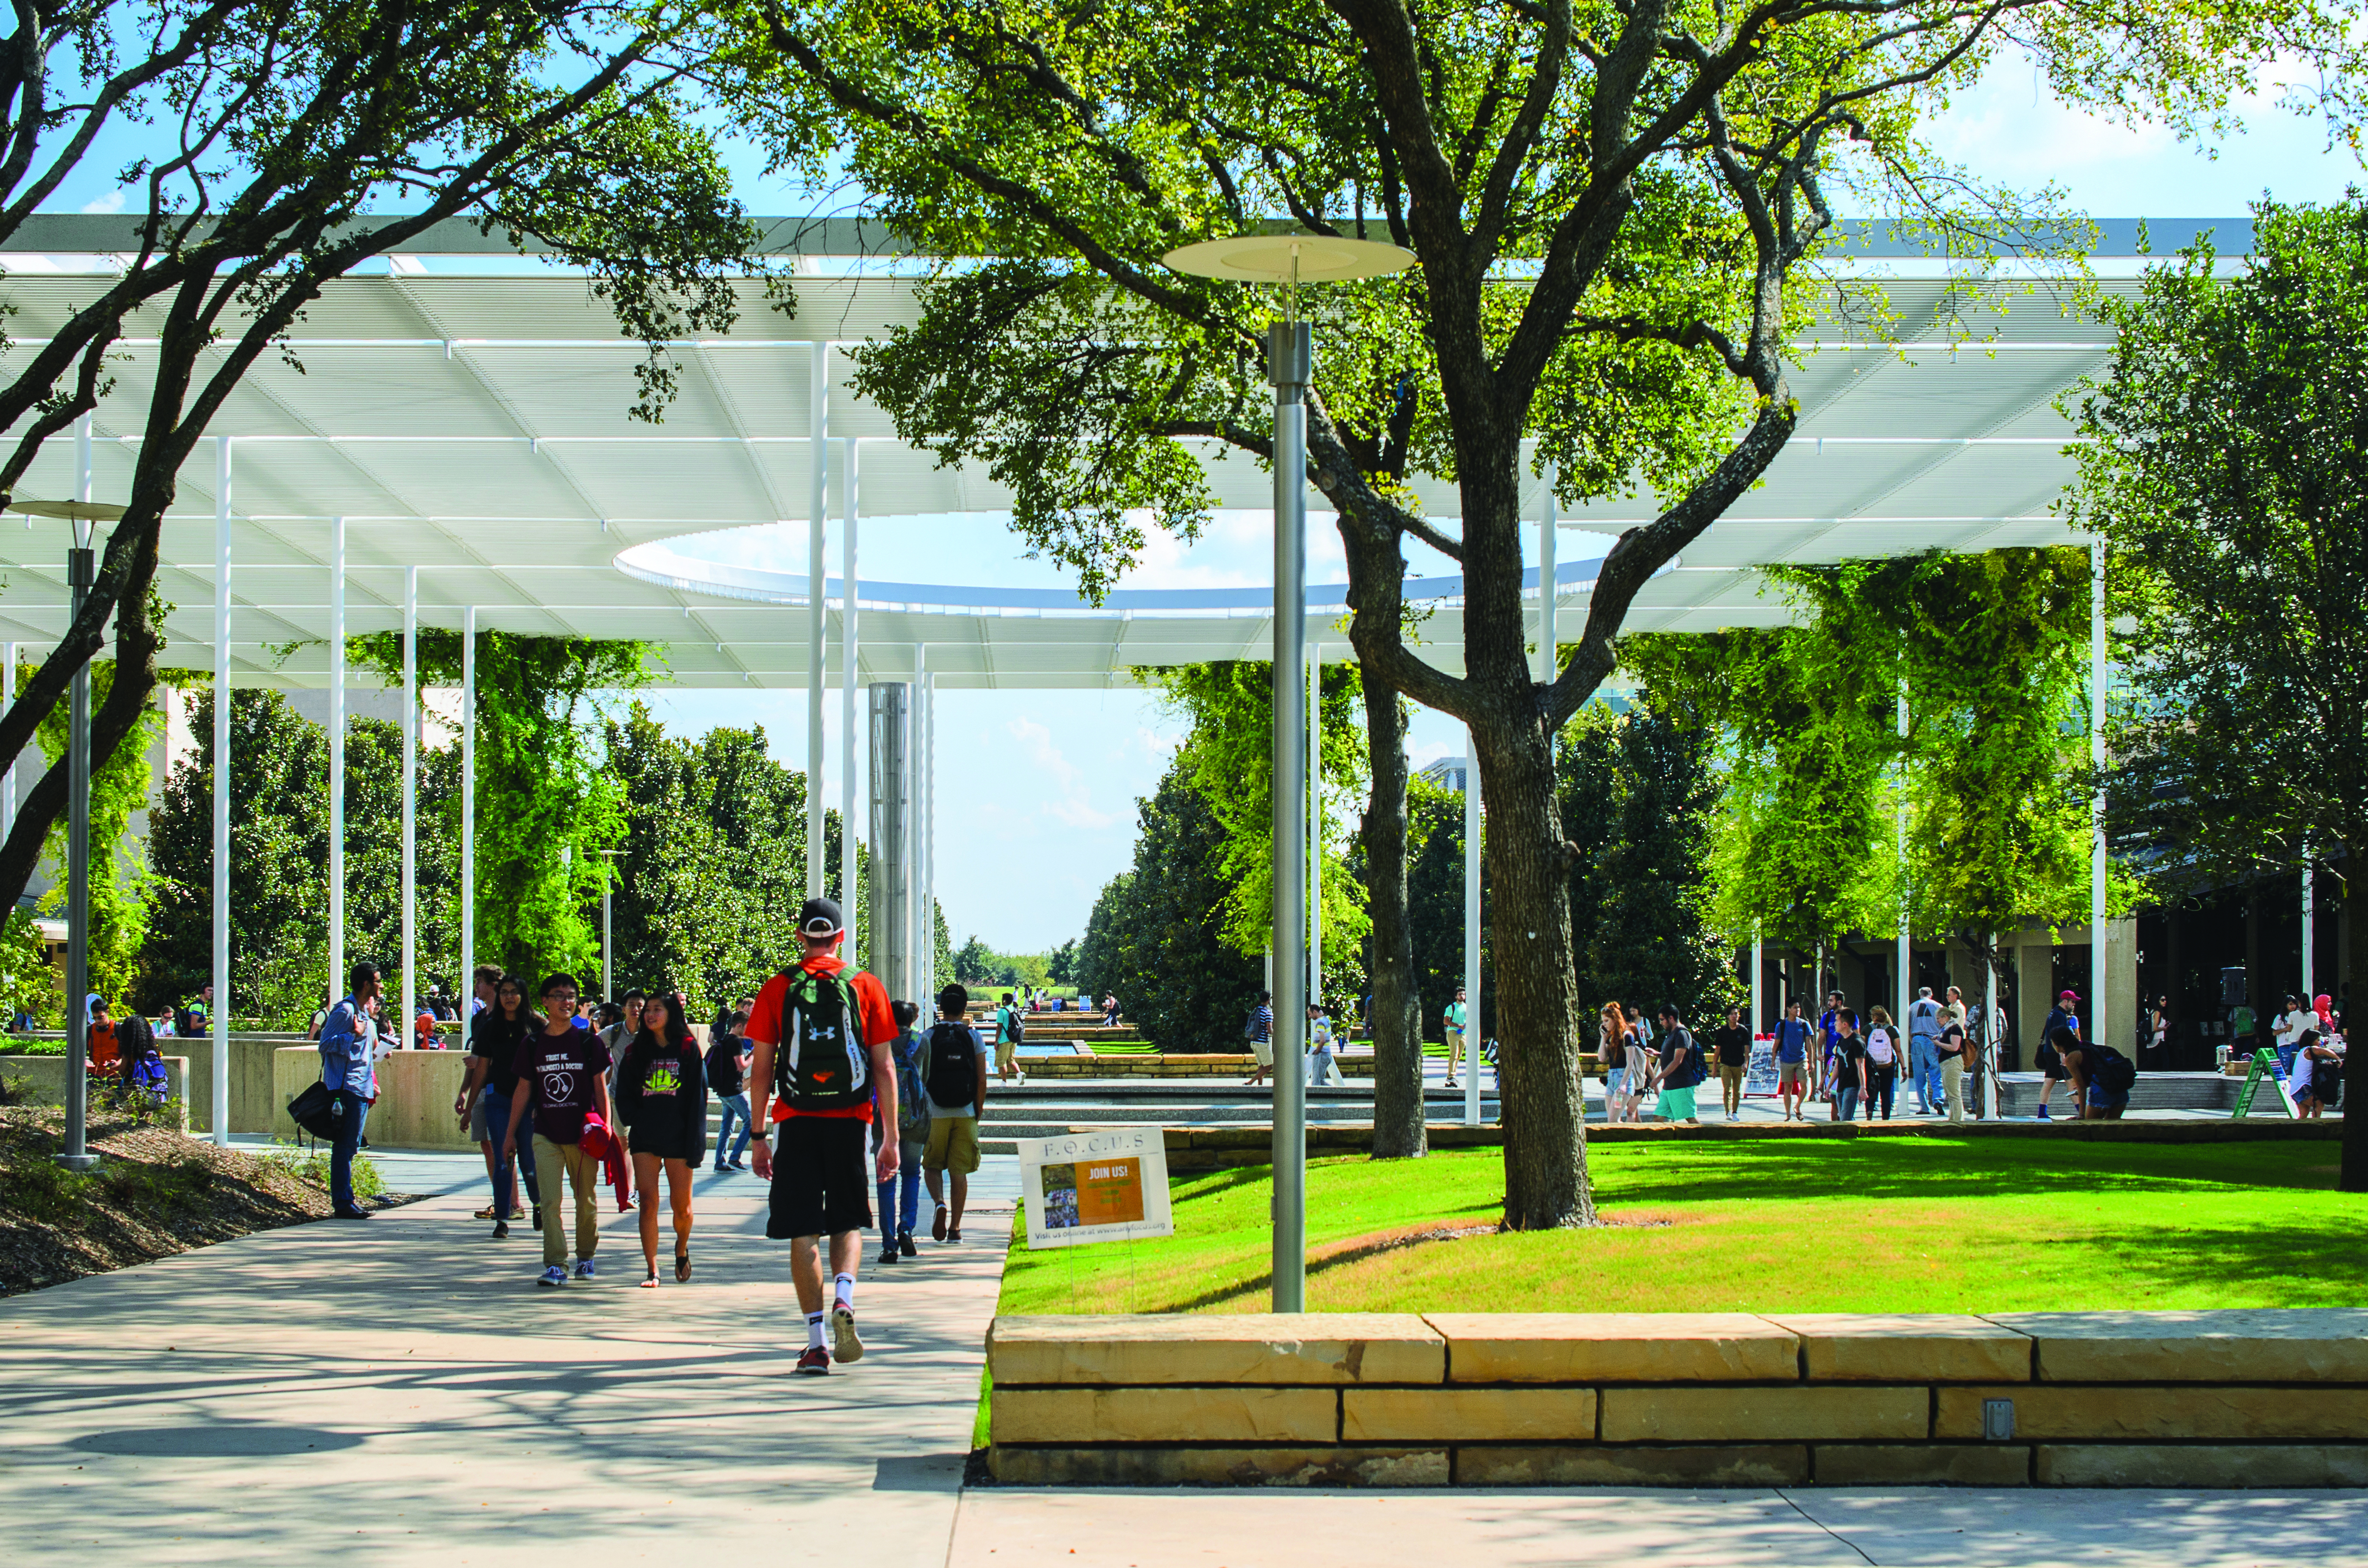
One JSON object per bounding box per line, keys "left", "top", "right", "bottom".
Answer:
{"left": 1000, "top": 1139, "right": 2364, "bottom": 1316}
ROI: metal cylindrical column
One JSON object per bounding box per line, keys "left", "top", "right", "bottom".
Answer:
{"left": 1897, "top": 682, "right": 1910, "bottom": 1038}
{"left": 1537, "top": 466, "right": 1558, "bottom": 686}
{"left": 1751, "top": 929, "right": 1764, "bottom": 1039}
{"left": 1307, "top": 644, "right": 1321, "bottom": 1011}
{"left": 2090, "top": 536, "right": 2107, "bottom": 1048}
{"left": 60, "top": 414, "right": 98, "bottom": 1170}
{"left": 211, "top": 438, "right": 233, "bottom": 1143}
{"left": 400, "top": 566, "right": 417, "bottom": 1040}
{"left": 2301, "top": 853, "right": 2314, "bottom": 1005}
{"left": 1267, "top": 319, "right": 1310, "bottom": 1312}
{"left": 807, "top": 345, "right": 829, "bottom": 899}
{"left": 461, "top": 605, "right": 476, "bottom": 1008}
{"left": 328, "top": 515, "right": 346, "bottom": 1002}
{"left": 1463, "top": 736, "right": 1482, "bottom": 1128}
{"left": 913, "top": 643, "right": 928, "bottom": 997}
{"left": 841, "top": 436, "right": 859, "bottom": 933}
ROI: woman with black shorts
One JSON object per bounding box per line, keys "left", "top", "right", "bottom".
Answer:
{"left": 616, "top": 990, "right": 708, "bottom": 1286}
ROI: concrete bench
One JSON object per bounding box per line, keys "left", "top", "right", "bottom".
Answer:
{"left": 986, "top": 1309, "right": 2368, "bottom": 1488}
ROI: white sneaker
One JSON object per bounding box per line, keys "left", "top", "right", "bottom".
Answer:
{"left": 829, "top": 1301, "right": 864, "bottom": 1364}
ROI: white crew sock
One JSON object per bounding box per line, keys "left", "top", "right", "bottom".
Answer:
{"left": 834, "top": 1271, "right": 856, "bottom": 1311}
{"left": 805, "top": 1311, "right": 825, "bottom": 1350}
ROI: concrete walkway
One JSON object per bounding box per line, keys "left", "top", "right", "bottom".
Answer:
{"left": 2, "top": 1158, "right": 1016, "bottom": 1566}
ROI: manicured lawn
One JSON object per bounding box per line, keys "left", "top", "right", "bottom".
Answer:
{"left": 999, "top": 1138, "right": 2364, "bottom": 1316}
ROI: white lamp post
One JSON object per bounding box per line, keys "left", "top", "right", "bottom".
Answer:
{"left": 1160, "top": 232, "right": 1414, "bottom": 1311}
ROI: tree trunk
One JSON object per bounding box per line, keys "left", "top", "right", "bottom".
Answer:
{"left": 1360, "top": 678, "right": 1425, "bottom": 1157}
{"left": 2342, "top": 842, "right": 2368, "bottom": 1191}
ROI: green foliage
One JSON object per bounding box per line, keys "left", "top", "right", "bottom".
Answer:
{"left": 1561, "top": 704, "right": 1741, "bottom": 1028}
{"left": 351, "top": 630, "right": 652, "bottom": 983}
{"left": 1073, "top": 763, "right": 1262, "bottom": 1050}
{"left": 263, "top": 1139, "right": 383, "bottom": 1201}
{"left": 2068, "top": 198, "right": 2368, "bottom": 915}
{"left": 29, "top": 660, "right": 163, "bottom": 1009}
{"left": 1624, "top": 549, "right": 2105, "bottom": 955}
{"left": 1150, "top": 661, "right": 1369, "bottom": 995}
{"left": 1403, "top": 772, "right": 1485, "bottom": 1040}
{"left": 952, "top": 938, "right": 1049, "bottom": 990}
{"left": 0, "top": 906, "right": 58, "bottom": 1028}
{"left": 1046, "top": 938, "right": 1077, "bottom": 986}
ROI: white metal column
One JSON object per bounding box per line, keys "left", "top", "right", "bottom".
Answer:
{"left": 807, "top": 344, "right": 829, "bottom": 899}
{"left": 1463, "top": 740, "right": 1482, "bottom": 1127}
{"left": 2302, "top": 852, "right": 2315, "bottom": 1004}
{"left": 1896, "top": 681, "right": 1910, "bottom": 1038}
{"left": 1307, "top": 643, "right": 1321, "bottom": 1010}
{"left": 1, "top": 639, "right": 14, "bottom": 838}
{"left": 210, "top": 438, "right": 232, "bottom": 1144}
{"left": 913, "top": 643, "right": 929, "bottom": 998}
{"left": 1751, "top": 928, "right": 1763, "bottom": 1038}
{"left": 2089, "top": 536, "right": 2107, "bottom": 1048}
{"left": 461, "top": 605, "right": 476, "bottom": 1001}
{"left": 328, "top": 515, "right": 346, "bottom": 1000}
{"left": 1536, "top": 467, "right": 1558, "bottom": 686}
{"left": 1985, "top": 931, "right": 2001, "bottom": 1116}
{"left": 921, "top": 667, "right": 937, "bottom": 1000}
{"left": 400, "top": 566, "right": 417, "bottom": 1037}
{"left": 841, "top": 436, "right": 859, "bottom": 933}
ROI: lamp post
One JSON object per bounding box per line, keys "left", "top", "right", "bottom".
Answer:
{"left": 599, "top": 848, "right": 628, "bottom": 1001}
{"left": 1160, "top": 232, "right": 1414, "bottom": 1311}
{"left": 15, "top": 494, "right": 127, "bottom": 1173}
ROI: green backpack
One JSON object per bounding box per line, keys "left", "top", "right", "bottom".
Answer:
{"left": 771, "top": 966, "right": 870, "bottom": 1112}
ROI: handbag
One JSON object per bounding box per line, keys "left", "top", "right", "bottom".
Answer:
{"left": 287, "top": 1079, "right": 342, "bottom": 1140}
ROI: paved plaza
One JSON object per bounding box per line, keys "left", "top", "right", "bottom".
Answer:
{"left": 2, "top": 1153, "right": 2364, "bottom": 1567}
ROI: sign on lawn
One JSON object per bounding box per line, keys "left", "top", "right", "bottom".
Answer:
{"left": 1020, "top": 1126, "right": 1174, "bottom": 1250}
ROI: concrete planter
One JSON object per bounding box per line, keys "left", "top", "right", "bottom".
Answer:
{"left": 0, "top": 1053, "right": 190, "bottom": 1133}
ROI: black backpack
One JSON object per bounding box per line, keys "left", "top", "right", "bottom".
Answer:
{"left": 2087, "top": 1041, "right": 2137, "bottom": 1094}
{"left": 771, "top": 966, "right": 870, "bottom": 1112}
{"left": 925, "top": 1022, "right": 979, "bottom": 1108}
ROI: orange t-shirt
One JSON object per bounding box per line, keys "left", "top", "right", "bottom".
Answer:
{"left": 747, "top": 955, "right": 896, "bottom": 1121}
{"left": 86, "top": 1022, "right": 120, "bottom": 1077}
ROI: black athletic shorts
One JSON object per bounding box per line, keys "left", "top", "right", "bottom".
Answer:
{"left": 764, "top": 1115, "right": 874, "bottom": 1239}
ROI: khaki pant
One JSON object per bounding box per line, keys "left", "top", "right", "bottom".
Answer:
{"left": 1443, "top": 1027, "right": 1465, "bottom": 1078}
{"left": 1942, "top": 1056, "right": 1966, "bottom": 1124}
{"left": 1718, "top": 1062, "right": 1746, "bottom": 1113}
{"left": 533, "top": 1134, "right": 601, "bottom": 1268}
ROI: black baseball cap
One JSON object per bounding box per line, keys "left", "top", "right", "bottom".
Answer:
{"left": 799, "top": 897, "right": 845, "bottom": 939}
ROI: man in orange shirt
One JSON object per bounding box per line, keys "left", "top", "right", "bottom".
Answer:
{"left": 748, "top": 897, "right": 900, "bottom": 1375}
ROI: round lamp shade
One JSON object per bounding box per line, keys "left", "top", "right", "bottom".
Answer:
{"left": 1162, "top": 233, "right": 1416, "bottom": 283}
{"left": 10, "top": 499, "right": 127, "bottom": 522}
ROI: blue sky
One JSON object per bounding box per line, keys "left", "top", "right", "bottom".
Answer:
{"left": 41, "top": 44, "right": 2368, "bottom": 951}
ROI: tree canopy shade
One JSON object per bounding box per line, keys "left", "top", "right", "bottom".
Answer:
{"left": 2065, "top": 198, "right": 2368, "bottom": 1187}
{"left": 710, "top": 0, "right": 2365, "bottom": 1229}
{"left": 0, "top": 0, "right": 767, "bottom": 925}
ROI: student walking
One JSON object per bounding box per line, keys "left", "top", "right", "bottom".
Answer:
{"left": 316, "top": 962, "right": 385, "bottom": 1220}
{"left": 1442, "top": 986, "right": 1470, "bottom": 1088}
{"left": 921, "top": 983, "right": 989, "bottom": 1245}
{"left": 1831, "top": 1010, "right": 1868, "bottom": 1123}
{"left": 1244, "top": 990, "right": 1275, "bottom": 1087}
{"left": 2034, "top": 990, "right": 2082, "bottom": 1119}
{"left": 1597, "top": 1004, "right": 1628, "bottom": 1122}
{"left": 1864, "top": 1006, "right": 1901, "bottom": 1120}
{"left": 1816, "top": 990, "right": 1845, "bottom": 1109}
{"left": 1306, "top": 1002, "right": 1343, "bottom": 1086}
{"left": 458, "top": 972, "right": 540, "bottom": 1237}
{"left": 746, "top": 898, "right": 900, "bottom": 1375}
{"left": 994, "top": 991, "right": 1027, "bottom": 1085}
{"left": 1907, "top": 986, "right": 1944, "bottom": 1114}
{"left": 1711, "top": 1005, "right": 1751, "bottom": 1119}
{"left": 1653, "top": 1005, "right": 1701, "bottom": 1126}
{"left": 878, "top": 1000, "right": 929, "bottom": 1265}
{"left": 499, "top": 975, "right": 613, "bottom": 1286}
{"left": 1935, "top": 1021, "right": 1972, "bottom": 1123}
{"left": 1773, "top": 1000, "right": 1813, "bottom": 1121}
{"left": 616, "top": 991, "right": 706, "bottom": 1287}
{"left": 707, "top": 1013, "right": 754, "bottom": 1172}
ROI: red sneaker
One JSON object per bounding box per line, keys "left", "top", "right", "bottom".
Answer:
{"left": 794, "top": 1345, "right": 830, "bottom": 1376}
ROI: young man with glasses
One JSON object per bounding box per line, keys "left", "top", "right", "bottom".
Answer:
{"left": 499, "top": 974, "right": 613, "bottom": 1286}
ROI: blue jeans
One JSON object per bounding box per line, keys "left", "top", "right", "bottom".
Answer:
{"left": 714, "top": 1092, "right": 753, "bottom": 1167}
{"left": 1835, "top": 1085, "right": 1860, "bottom": 1122}
{"left": 481, "top": 1085, "right": 539, "bottom": 1213}
{"left": 877, "top": 1166, "right": 922, "bottom": 1238}
{"left": 329, "top": 1090, "right": 370, "bottom": 1211}
{"left": 1911, "top": 1037, "right": 1940, "bottom": 1110}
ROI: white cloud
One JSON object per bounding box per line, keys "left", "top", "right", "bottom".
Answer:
{"left": 1008, "top": 716, "right": 1119, "bottom": 829}
{"left": 79, "top": 190, "right": 126, "bottom": 215}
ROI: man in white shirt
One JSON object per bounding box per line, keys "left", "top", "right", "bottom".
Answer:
{"left": 1306, "top": 1003, "right": 1343, "bottom": 1087}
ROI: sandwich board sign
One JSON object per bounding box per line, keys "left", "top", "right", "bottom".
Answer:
{"left": 2232, "top": 1048, "right": 2298, "bottom": 1119}
{"left": 1020, "top": 1126, "right": 1174, "bottom": 1250}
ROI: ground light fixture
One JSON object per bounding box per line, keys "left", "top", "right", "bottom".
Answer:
{"left": 1160, "top": 232, "right": 1415, "bottom": 1311}
{"left": 12, "top": 495, "right": 127, "bottom": 1173}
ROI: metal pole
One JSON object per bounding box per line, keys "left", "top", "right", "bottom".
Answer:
{"left": 211, "top": 438, "right": 232, "bottom": 1143}
{"left": 400, "top": 565, "right": 417, "bottom": 1043}
{"left": 1267, "top": 317, "right": 1310, "bottom": 1312}
{"left": 2, "top": 640, "right": 15, "bottom": 842}
{"left": 841, "top": 436, "right": 859, "bottom": 937}
{"left": 807, "top": 344, "right": 829, "bottom": 899}
{"left": 1307, "top": 643, "right": 1321, "bottom": 1012}
{"left": 461, "top": 605, "right": 475, "bottom": 1005}
{"left": 58, "top": 414, "right": 98, "bottom": 1171}
{"left": 1986, "top": 931, "right": 2000, "bottom": 1117}
{"left": 1463, "top": 735, "right": 1482, "bottom": 1128}
{"left": 328, "top": 515, "right": 346, "bottom": 1003}
{"left": 2090, "top": 536, "right": 2107, "bottom": 1049}
{"left": 603, "top": 881, "right": 613, "bottom": 1002}
{"left": 1752, "top": 928, "right": 1764, "bottom": 1039}
{"left": 913, "top": 643, "right": 928, "bottom": 998}
{"left": 923, "top": 668, "right": 938, "bottom": 1001}
{"left": 1537, "top": 465, "right": 1558, "bottom": 686}
{"left": 2301, "top": 852, "right": 2314, "bottom": 1006}
{"left": 1897, "top": 680, "right": 1910, "bottom": 1043}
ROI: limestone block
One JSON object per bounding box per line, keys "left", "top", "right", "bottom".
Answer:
{"left": 1342, "top": 1387, "right": 1597, "bottom": 1443}
{"left": 992, "top": 1385, "right": 1337, "bottom": 1444}
{"left": 1601, "top": 1385, "right": 1927, "bottom": 1442}
{"left": 1425, "top": 1313, "right": 1797, "bottom": 1383}
{"left": 990, "top": 1445, "right": 1448, "bottom": 1487}
{"left": 1768, "top": 1313, "right": 2031, "bottom": 1383}
{"left": 1813, "top": 1444, "right": 2031, "bottom": 1487}
{"left": 1936, "top": 1385, "right": 2368, "bottom": 1442}
{"left": 1456, "top": 1444, "right": 1809, "bottom": 1487}
{"left": 1984, "top": 1310, "right": 2368, "bottom": 1384}
{"left": 2037, "top": 1444, "right": 2368, "bottom": 1489}
{"left": 987, "top": 1314, "right": 1445, "bottom": 1387}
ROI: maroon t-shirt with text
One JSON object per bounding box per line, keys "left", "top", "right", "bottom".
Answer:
{"left": 512, "top": 1022, "right": 612, "bottom": 1145}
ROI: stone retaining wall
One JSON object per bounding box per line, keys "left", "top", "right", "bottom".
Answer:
{"left": 0, "top": 1054, "right": 190, "bottom": 1132}
{"left": 985, "top": 1310, "right": 2368, "bottom": 1488}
